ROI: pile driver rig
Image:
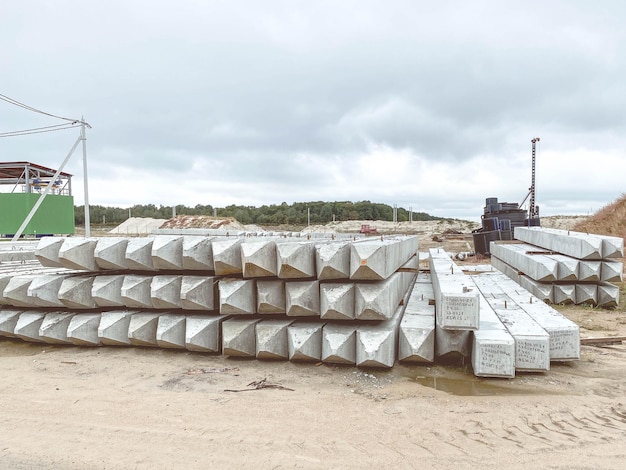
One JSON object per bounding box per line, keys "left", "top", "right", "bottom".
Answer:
{"left": 519, "top": 137, "right": 541, "bottom": 222}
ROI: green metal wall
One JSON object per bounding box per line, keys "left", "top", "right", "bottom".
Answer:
{"left": 0, "top": 193, "right": 75, "bottom": 236}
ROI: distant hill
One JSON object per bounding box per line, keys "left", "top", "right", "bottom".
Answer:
{"left": 573, "top": 194, "right": 626, "bottom": 240}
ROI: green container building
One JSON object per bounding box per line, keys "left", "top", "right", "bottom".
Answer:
{"left": 0, "top": 162, "right": 75, "bottom": 236}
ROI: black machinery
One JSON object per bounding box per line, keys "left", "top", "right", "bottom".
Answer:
{"left": 473, "top": 138, "right": 542, "bottom": 255}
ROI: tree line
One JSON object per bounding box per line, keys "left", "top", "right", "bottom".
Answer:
{"left": 74, "top": 201, "right": 443, "bottom": 226}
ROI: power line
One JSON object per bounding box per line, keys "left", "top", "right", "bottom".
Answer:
{"left": 0, "top": 122, "right": 81, "bottom": 138}
{"left": 0, "top": 93, "right": 79, "bottom": 123}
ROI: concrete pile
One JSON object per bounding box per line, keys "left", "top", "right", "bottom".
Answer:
{"left": 429, "top": 248, "right": 516, "bottom": 378}
{"left": 429, "top": 248, "right": 580, "bottom": 377}
{"left": 491, "top": 227, "right": 623, "bottom": 307}
{"left": 0, "top": 235, "right": 420, "bottom": 368}
{"left": 0, "top": 235, "right": 583, "bottom": 377}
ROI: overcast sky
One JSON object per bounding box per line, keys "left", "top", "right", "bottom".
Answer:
{"left": 1, "top": 0, "right": 624, "bottom": 221}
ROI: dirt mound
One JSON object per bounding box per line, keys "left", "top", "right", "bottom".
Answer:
{"left": 109, "top": 217, "right": 168, "bottom": 235}
{"left": 572, "top": 194, "right": 626, "bottom": 241}
{"left": 160, "top": 215, "right": 249, "bottom": 231}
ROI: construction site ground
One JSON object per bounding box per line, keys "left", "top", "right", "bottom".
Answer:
{"left": 2, "top": 217, "right": 625, "bottom": 469}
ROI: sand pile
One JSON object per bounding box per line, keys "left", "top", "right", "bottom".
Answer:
{"left": 572, "top": 194, "right": 626, "bottom": 241}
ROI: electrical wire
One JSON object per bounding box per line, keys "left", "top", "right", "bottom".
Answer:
{"left": 0, "top": 93, "right": 90, "bottom": 137}
{"left": 0, "top": 122, "right": 81, "bottom": 138}
{"left": 0, "top": 93, "right": 78, "bottom": 123}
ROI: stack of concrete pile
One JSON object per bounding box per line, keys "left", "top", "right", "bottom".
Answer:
{"left": 490, "top": 227, "right": 623, "bottom": 307}
{"left": 0, "top": 234, "right": 420, "bottom": 368}
{"left": 429, "top": 248, "right": 517, "bottom": 378}
{"left": 429, "top": 248, "right": 580, "bottom": 377}
{"left": 472, "top": 272, "right": 580, "bottom": 365}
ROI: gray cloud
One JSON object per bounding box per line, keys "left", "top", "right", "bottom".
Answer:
{"left": 1, "top": 0, "right": 624, "bottom": 219}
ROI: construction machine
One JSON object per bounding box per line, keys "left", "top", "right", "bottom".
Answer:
{"left": 519, "top": 137, "right": 541, "bottom": 222}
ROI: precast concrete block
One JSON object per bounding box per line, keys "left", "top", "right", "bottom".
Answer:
{"left": 601, "top": 261, "right": 623, "bottom": 283}
{"left": 322, "top": 323, "right": 356, "bottom": 364}
{"left": 256, "top": 319, "right": 293, "bottom": 360}
{"left": 285, "top": 280, "right": 320, "bottom": 316}
{"left": 473, "top": 276, "right": 550, "bottom": 373}
{"left": 58, "top": 276, "right": 97, "bottom": 309}
{"left": 98, "top": 310, "right": 135, "bottom": 346}
{"left": 471, "top": 326, "right": 516, "bottom": 377}
{"left": 181, "top": 276, "right": 218, "bottom": 311}
{"left": 320, "top": 283, "right": 355, "bottom": 320}
{"left": 212, "top": 238, "right": 243, "bottom": 275}
{"left": 546, "top": 254, "right": 579, "bottom": 281}
{"left": 491, "top": 257, "right": 553, "bottom": 303}
{"left": 182, "top": 236, "right": 215, "bottom": 270}
{"left": 67, "top": 313, "right": 102, "bottom": 346}
{"left": 222, "top": 317, "right": 260, "bottom": 357}
{"left": 514, "top": 227, "right": 603, "bottom": 260}
{"left": 27, "top": 274, "right": 71, "bottom": 307}
{"left": 350, "top": 236, "right": 419, "bottom": 280}
{"left": 241, "top": 240, "right": 277, "bottom": 278}
{"left": 120, "top": 275, "right": 154, "bottom": 308}
{"left": 315, "top": 242, "right": 351, "bottom": 280}
{"left": 599, "top": 234, "right": 624, "bottom": 259}
{"left": 287, "top": 321, "right": 324, "bottom": 362}
{"left": 14, "top": 311, "right": 47, "bottom": 342}
{"left": 151, "top": 236, "right": 184, "bottom": 270}
{"left": 128, "top": 312, "right": 161, "bottom": 346}
{"left": 435, "top": 327, "right": 471, "bottom": 362}
{"left": 156, "top": 313, "right": 186, "bottom": 348}
{"left": 398, "top": 314, "right": 435, "bottom": 363}
{"left": 575, "top": 284, "right": 597, "bottom": 305}
{"left": 219, "top": 278, "right": 256, "bottom": 315}
{"left": 92, "top": 275, "right": 125, "bottom": 307}
{"left": 0, "top": 309, "right": 22, "bottom": 337}
{"left": 488, "top": 272, "right": 580, "bottom": 361}
{"left": 3, "top": 275, "right": 35, "bottom": 307}
{"left": 356, "top": 287, "right": 409, "bottom": 368}
{"left": 597, "top": 282, "right": 620, "bottom": 308}
{"left": 552, "top": 284, "right": 575, "bottom": 305}
{"left": 489, "top": 242, "right": 558, "bottom": 282}
{"left": 276, "top": 242, "right": 316, "bottom": 279}
{"left": 429, "top": 249, "right": 480, "bottom": 330}
{"left": 150, "top": 275, "right": 183, "bottom": 309}
{"left": 34, "top": 237, "right": 65, "bottom": 267}
{"left": 398, "top": 281, "right": 435, "bottom": 363}
{"left": 94, "top": 238, "right": 129, "bottom": 270}
{"left": 355, "top": 271, "right": 414, "bottom": 320}
{"left": 578, "top": 260, "right": 601, "bottom": 282}
{"left": 58, "top": 238, "right": 99, "bottom": 271}
{"left": 125, "top": 238, "right": 155, "bottom": 271}
{"left": 256, "top": 280, "right": 286, "bottom": 314}
{"left": 39, "top": 312, "right": 75, "bottom": 344}
{"left": 185, "top": 315, "right": 226, "bottom": 352}
{"left": 356, "top": 323, "right": 398, "bottom": 368}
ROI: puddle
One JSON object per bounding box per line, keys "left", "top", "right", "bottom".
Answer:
{"left": 409, "top": 375, "right": 542, "bottom": 396}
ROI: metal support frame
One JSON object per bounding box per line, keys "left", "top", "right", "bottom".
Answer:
{"left": 11, "top": 135, "right": 82, "bottom": 241}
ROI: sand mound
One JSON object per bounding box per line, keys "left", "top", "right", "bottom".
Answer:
{"left": 159, "top": 215, "right": 263, "bottom": 232}
{"left": 572, "top": 194, "right": 626, "bottom": 240}
{"left": 109, "top": 217, "right": 168, "bottom": 235}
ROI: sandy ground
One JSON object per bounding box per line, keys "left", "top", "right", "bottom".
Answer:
{"left": 3, "top": 217, "right": 626, "bottom": 469}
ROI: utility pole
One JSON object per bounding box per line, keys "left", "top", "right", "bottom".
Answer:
{"left": 81, "top": 119, "right": 91, "bottom": 237}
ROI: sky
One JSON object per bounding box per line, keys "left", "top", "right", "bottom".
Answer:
{"left": 1, "top": 0, "right": 624, "bottom": 221}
